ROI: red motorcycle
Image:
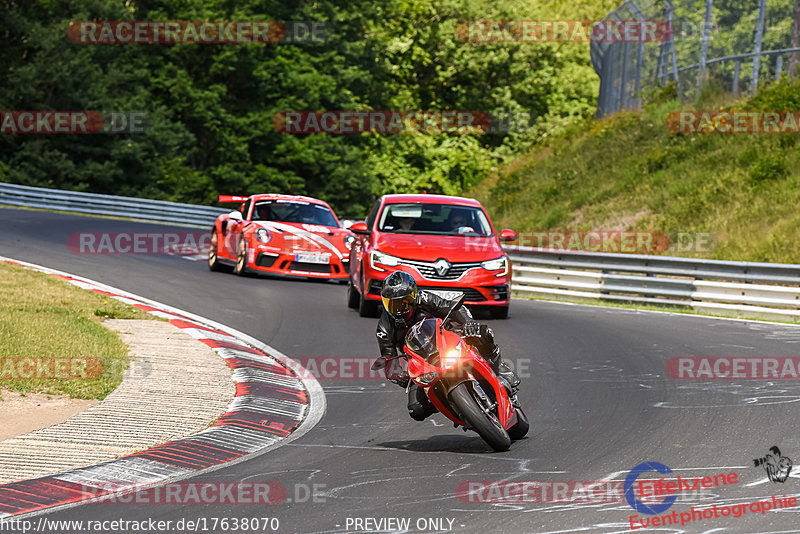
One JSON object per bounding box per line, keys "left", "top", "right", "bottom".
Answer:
{"left": 403, "top": 297, "right": 529, "bottom": 451}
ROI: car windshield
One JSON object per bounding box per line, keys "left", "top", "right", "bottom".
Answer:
{"left": 378, "top": 203, "right": 493, "bottom": 236}
{"left": 405, "top": 318, "right": 438, "bottom": 359}
{"left": 251, "top": 200, "right": 339, "bottom": 227}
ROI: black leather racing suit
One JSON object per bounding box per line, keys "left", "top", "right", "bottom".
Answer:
{"left": 374, "top": 290, "right": 502, "bottom": 421}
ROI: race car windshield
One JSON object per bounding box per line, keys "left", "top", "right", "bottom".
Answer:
{"left": 378, "top": 203, "right": 492, "bottom": 236}
{"left": 252, "top": 201, "right": 339, "bottom": 227}
{"left": 405, "top": 318, "right": 438, "bottom": 358}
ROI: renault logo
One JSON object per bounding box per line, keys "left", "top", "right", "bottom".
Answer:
{"left": 433, "top": 259, "right": 451, "bottom": 276}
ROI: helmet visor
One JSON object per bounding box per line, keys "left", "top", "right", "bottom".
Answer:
{"left": 382, "top": 289, "right": 417, "bottom": 317}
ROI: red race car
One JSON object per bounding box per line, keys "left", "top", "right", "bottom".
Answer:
{"left": 208, "top": 194, "right": 353, "bottom": 280}
{"left": 347, "top": 194, "right": 517, "bottom": 318}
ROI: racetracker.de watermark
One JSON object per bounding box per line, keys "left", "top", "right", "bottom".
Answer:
{"left": 668, "top": 111, "right": 800, "bottom": 134}
{"left": 456, "top": 20, "right": 672, "bottom": 43}
{"left": 456, "top": 480, "right": 625, "bottom": 503}
{"left": 0, "top": 357, "right": 103, "bottom": 379}
{"left": 78, "top": 482, "right": 325, "bottom": 505}
{"left": 667, "top": 357, "right": 800, "bottom": 379}
{"left": 67, "top": 232, "right": 210, "bottom": 255}
{"left": 68, "top": 21, "right": 330, "bottom": 44}
{"left": 0, "top": 111, "right": 148, "bottom": 134}
{"left": 469, "top": 231, "right": 716, "bottom": 254}
{"left": 285, "top": 357, "right": 534, "bottom": 380}
{"left": 272, "top": 110, "right": 537, "bottom": 134}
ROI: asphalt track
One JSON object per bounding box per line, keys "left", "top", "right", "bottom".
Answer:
{"left": 2, "top": 206, "right": 800, "bottom": 534}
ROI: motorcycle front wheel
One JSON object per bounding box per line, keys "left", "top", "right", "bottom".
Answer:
{"left": 450, "top": 382, "right": 511, "bottom": 452}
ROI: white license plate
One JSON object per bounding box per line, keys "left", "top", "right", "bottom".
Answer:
{"left": 428, "top": 290, "right": 463, "bottom": 301}
{"left": 295, "top": 254, "right": 330, "bottom": 264}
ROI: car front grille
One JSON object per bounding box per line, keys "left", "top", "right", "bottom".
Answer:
{"left": 256, "top": 253, "right": 278, "bottom": 268}
{"left": 288, "top": 262, "right": 332, "bottom": 274}
{"left": 419, "top": 286, "right": 486, "bottom": 302}
{"left": 399, "top": 258, "right": 483, "bottom": 281}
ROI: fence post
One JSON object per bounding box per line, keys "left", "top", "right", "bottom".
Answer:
{"left": 751, "top": 0, "right": 767, "bottom": 96}
{"left": 733, "top": 59, "right": 741, "bottom": 97}
{"left": 776, "top": 54, "right": 784, "bottom": 80}
{"left": 698, "top": 0, "right": 714, "bottom": 94}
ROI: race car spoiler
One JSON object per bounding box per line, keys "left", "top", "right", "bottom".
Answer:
{"left": 218, "top": 195, "right": 249, "bottom": 203}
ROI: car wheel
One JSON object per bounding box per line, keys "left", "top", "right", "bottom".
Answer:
{"left": 233, "top": 236, "right": 249, "bottom": 276}
{"left": 358, "top": 274, "right": 379, "bottom": 317}
{"left": 490, "top": 306, "right": 509, "bottom": 319}
{"left": 208, "top": 229, "right": 232, "bottom": 272}
{"left": 347, "top": 280, "right": 359, "bottom": 309}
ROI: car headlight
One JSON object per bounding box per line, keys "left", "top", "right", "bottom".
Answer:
{"left": 255, "top": 228, "right": 271, "bottom": 243}
{"left": 370, "top": 250, "right": 401, "bottom": 271}
{"left": 481, "top": 256, "right": 507, "bottom": 275}
{"left": 344, "top": 234, "right": 355, "bottom": 250}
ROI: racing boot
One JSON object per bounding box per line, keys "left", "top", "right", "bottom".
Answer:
{"left": 408, "top": 383, "right": 438, "bottom": 421}
{"left": 487, "top": 346, "right": 520, "bottom": 396}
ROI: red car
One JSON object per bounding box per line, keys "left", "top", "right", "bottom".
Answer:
{"left": 346, "top": 194, "right": 517, "bottom": 318}
{"left": 208, "top": 194, "right": 353, "bottom": 280}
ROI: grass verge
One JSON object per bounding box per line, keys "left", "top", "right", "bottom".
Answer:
{"left": 0, "top": 262, "right": 151, "bottom": 400}
{"left": 473, "top": 78, "right": 800, "bottom": 263}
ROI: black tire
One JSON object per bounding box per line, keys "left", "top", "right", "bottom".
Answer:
{"left": 208, "top": 229, "right": 232, "bottom": 272}
{"left": 358, "top": 274, "right": 379, "bottom": 317}
{"left": 450, "top": 382, "right": 511, "bottom": 452}
{"left": 347, "top": 280, "right": 360, "bottom": 309}
{"left": 490, "top": 306, "right": 509, "bottom": 319}
{"left": 233, "top": 236, "right": 249, "bottom": 276}
{"left": 508, "top": 406, "right": 530, "bottom": 440}
{"left": 358, "top": 289, "right": 379, "bottom": 317}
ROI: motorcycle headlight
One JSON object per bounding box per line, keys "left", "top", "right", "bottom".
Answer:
{"left": 344, "top": 234, "right": 355, "bottom": 250}
{"left": 255, "top": 228, "right": 271, "bottom": 243}
{"left": 370, "top": 250, "right": 401, "bottom": 271}
{"left": 442, "top": 343, "right": 462, "bottom": 369}
{"left": 481, "top": 256, "right": 507, "bottom": 275}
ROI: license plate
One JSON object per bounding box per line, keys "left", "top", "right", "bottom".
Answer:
{"left": 427, "top": 290, "right": 463, "bottom": 301}
{"left": 295, "top": 254, "right": 330, "bottom": 264}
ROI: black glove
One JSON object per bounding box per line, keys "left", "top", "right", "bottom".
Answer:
{"left": 461, "top": 320, "right": 483, "bottom": 338}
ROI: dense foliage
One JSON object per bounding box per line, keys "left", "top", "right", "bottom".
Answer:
{"left": 0, "top": 0, "right": 608, "bottom": 216}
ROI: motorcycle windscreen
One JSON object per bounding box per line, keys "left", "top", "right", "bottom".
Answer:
{"left": 405, "top": 318, "right": 438, "bottom": 359}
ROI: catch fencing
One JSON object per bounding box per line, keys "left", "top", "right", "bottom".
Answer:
{"left": 594, "top": 0, "right": 800, "bottom": 116}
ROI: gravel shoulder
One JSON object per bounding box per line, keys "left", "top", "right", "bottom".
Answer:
{"left": 0, "top": 319, "right": 234, "bottom": 484}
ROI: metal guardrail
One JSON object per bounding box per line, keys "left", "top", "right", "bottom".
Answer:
{"left": 0, "top": 182, "right": 226, "bottom": 228}
{"left": 506, "top": 246, "right": 800, "bottom": 320}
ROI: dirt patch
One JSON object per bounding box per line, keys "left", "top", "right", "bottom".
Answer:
{"left": 0, "top": 388, "right": 97, "bottom": 441}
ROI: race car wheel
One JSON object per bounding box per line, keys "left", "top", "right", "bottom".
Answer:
{"left": 208, "top": 230, "right": 232, "bottom": 272}
{"left": 358, "top": 273, "right": 379, "bottom": 317}
{"left": 347, "top": 280, "right": 359, "bottom": 309}
{"left": 490, "top": 306, "right": 509, "bottom": 320}
{"left": 233, "top": 236, "right": 249, "bottom": 276}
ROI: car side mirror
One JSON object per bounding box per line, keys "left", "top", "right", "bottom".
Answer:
{"left": 500, "top": 228, "right": 519, "bottom": 243}
{"left": 350, "top": 221, "right": 369, "bottom": 235}
{"left": 229, "top": 211, "right": 243, "bottom": 221}
{"left": 499, "top": 229, "right": 517, "bottom": 242}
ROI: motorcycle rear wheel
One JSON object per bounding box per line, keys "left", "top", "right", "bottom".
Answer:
{"left": 450, "top": 382, "right": 511, "bottom": 452}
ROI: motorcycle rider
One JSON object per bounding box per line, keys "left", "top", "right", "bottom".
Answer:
{"left": 373, "top": 271, "right": 520, "bottom": 421}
